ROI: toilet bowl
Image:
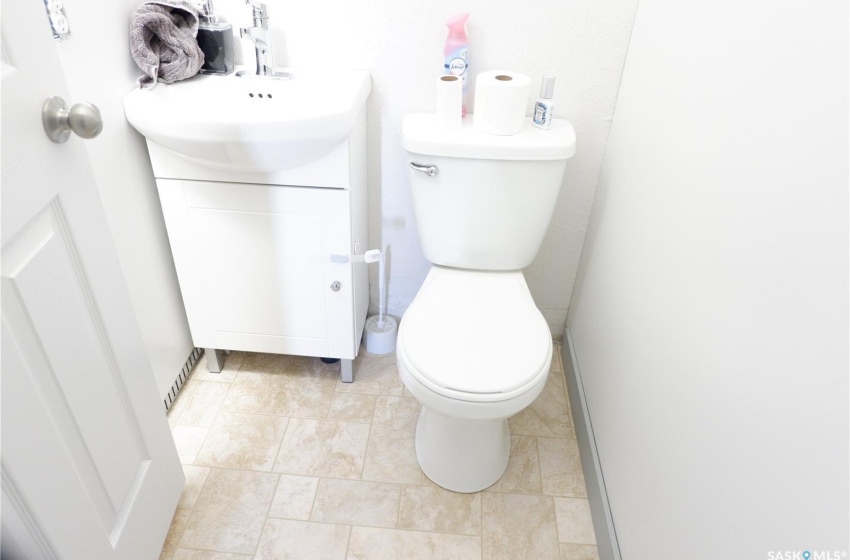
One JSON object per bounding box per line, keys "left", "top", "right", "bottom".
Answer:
{"left": 396, "top": 266, "right": 552, "bottom": 492}
{"left": 399, "top": 113, "right": 576, "bottom": 493}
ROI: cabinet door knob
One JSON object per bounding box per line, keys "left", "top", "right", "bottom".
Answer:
{"left": 330, "top": 281, "right": 341, "bottom": 292}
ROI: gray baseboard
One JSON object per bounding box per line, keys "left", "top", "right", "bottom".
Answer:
{"left": 561, "top": 328, "right": 622, "bottom": 560}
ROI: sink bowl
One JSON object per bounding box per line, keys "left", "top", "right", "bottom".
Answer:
{"left": 124, "top": 68, "right": 371, "bottom": 171}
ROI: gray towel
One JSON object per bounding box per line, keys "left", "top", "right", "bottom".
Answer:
{"left": 130, "top": 0, "right": 203, "bottom": 88}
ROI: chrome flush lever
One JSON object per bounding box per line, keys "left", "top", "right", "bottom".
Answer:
{"left": 409, "top": 162, "right": 439, "bottom": 176}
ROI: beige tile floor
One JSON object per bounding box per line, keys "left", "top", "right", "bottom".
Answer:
{"left": 160, "top": 343, "right": 598, "bottom": 560}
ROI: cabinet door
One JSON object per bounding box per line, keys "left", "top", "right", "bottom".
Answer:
{"left": 157, "top": 180, "right": 356, "bottom": 358}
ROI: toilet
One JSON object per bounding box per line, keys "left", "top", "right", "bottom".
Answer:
{"left": 398, "top": 113, "right": 576, "bottom": 493}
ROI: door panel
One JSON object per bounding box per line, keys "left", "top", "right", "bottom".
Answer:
{"left": 0, "top": 1, "right": 184, "bottom": 558}
{"left": 2, "top": 203, "right": 146, "bottom": 523}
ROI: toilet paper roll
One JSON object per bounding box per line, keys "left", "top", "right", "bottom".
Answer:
{"left": 435, "top": 75, "right": 462, "bottom": 131}
{"left": 472, "top": 71, "right": 532, "bottom": 136}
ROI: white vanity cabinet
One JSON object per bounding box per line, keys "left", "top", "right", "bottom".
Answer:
{"left": 150, "top": 111, "right": 369, "bottom": 381}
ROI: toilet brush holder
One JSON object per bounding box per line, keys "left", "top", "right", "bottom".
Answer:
{"left": 363, "top": 314, "right": 398, "bottom": 355}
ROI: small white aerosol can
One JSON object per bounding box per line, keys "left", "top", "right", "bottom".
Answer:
{"left": 532, "top": 75, "right": 556, "bottom": 130}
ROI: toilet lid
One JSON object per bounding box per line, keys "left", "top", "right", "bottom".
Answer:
{"left": 399, "top": 268, "right": 551, "bottom": 395}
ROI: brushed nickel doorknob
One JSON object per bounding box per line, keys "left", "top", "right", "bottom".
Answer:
{"left": 42, "top": 96, "right": 103, "bottom": 143}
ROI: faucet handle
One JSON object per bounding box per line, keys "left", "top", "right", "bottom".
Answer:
{"left": 245, "top": 0, "right": 268, "bottom": 18}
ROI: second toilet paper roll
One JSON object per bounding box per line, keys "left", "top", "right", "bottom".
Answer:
{"left": 436, "top": 75, "right": 462, "bottom": 131}
{"left": 473, "top": 71, "right": 532, "bottom": 136}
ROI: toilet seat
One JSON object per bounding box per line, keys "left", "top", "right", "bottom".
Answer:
{"left": 397, "top": 266, "right": 551, "bottom": 403}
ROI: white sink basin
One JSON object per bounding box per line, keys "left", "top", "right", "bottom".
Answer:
{"left": 124, "top": 68, "right": 371, "bottom": 171}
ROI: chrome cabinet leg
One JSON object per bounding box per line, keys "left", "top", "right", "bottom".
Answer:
{"left": 340, "top": 359, "right": 353, "bottom": 383}
{"left": 206, "top": 348, "right": 225, "bottom": 373}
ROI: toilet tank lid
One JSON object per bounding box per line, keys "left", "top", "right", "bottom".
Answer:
{"left": 402, "top": 113, "right": 576, "bottom": 161}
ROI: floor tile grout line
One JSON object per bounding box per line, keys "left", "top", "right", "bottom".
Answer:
{"left": 308, "top": 477, "right": 324, "bottom": 522}
{"left": 182, "top": 417, "right": 583, "bottom": 492}
{"left": 252, "top": 471, "right": 283, "bottom": 558}
{"left": 177, "top": 460, "right": 588, "bottom": 499}
{"left": 192, "top": 415, "right": 291, "bottom": 472}
{"left": 548, "top": 494, "right": 562, "bottom": 554}
{"left": 357, "top": 394, "right": 380, "bottom": 480}
{"left": 172, "top": 376, "right": 210, "bottom": 428}
{"left": 174, "top": 353, "right": 271, "bottom": 557}
{"left": 552, "top": 495, "right": 601, "bottom": 547}
{"left": 181, "top": 464, "right": 213, "bottom": 510}
{"left": 534, "top": 436, "right": 545, "bottom": 502}
{"left": 308, "top": 494, "right": 584, "bottom": 537}
{"left": 266, "top": 413, "right": 293, "bottom": 473}
{"left": 227, "top": 355, "right": 338, "bottom": 472}
{"left": 175, "top": 355, "right": 236, "bottom": 417}
{"left": 178, "top": 465, "right": 281, "bottom": 556}
{"left": 168, "top": 376, "right": 201, "bottom": 426}
{"left": 272, "top": 477, "right": 489, "bottom": 539}
{"left": 480, "top": 490, "right": 485, "bottom": 560}
{"left": 268, "top": 465, "right": 587, "bottom": 500}
{"left": 194, "top": 409, "right": 302, "bottom": 422}
{"left": 267, "top": 518, "right": 485, "bottom": 539}
{"left": 344, "top": 521, "right": 354, "bottom": 560}
{"left": 178, "top": 463, "right": 593, "bottom": 506}
{"left": 172, "top": 507, "right": 196, "bottom": 554}
{"left": 167, "top": 543, "right": 255, "bottom": 558}
{"left": 184, "top": 358, "right": 241, "bottom": 467}
{"left": 395, "top": 483, "right": 404, "bottom": 529}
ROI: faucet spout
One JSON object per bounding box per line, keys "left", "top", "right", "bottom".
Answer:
{"left": 236, "top": 0, "right": 291, "bottom": 79}
{"left": 236, "top": 0, "right": 292, "bottom": 79}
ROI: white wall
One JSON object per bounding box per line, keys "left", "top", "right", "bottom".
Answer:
{"left": 216, "top": 0, "right": 638, "bottom": 336}
{"left": 56, "top": 0, "right": 194, "bottom": 400}
{"left": 568, "top": 1, "right": 849, "bottom": 557}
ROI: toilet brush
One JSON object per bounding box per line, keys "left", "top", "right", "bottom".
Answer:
{"left": 363, "top": 245, "right": 398, "bottom": 354}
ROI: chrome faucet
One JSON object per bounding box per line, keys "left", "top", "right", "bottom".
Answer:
{"left": 236, "top": 0, "right": 290, "bottom": 79}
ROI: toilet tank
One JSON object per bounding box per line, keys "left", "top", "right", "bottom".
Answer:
{"left": 402, "top": 113, "right": 576, "bottom": 270}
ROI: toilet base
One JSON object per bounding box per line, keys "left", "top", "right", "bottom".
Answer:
{"left": 415, "top": 406, "right": 511, "bottom": 493}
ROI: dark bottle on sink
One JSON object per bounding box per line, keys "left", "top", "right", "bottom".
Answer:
{"left": 197, "top": 0, "right": 235, "bottom": 76}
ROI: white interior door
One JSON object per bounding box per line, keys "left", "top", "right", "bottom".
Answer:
{"left": 0, "top": 1, "right": 184, "bottom": 559}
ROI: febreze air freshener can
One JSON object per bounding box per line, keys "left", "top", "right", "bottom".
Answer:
{"left": 443, "top": 12, "right": 470, "bottom": 118}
